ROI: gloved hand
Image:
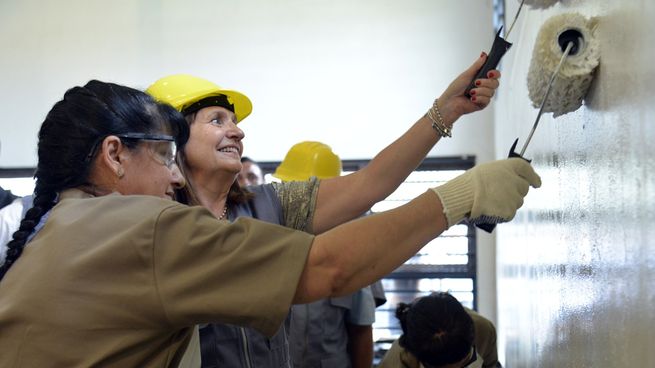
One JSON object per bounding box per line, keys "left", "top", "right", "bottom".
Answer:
{"left": 431, "top": 158, "right": 542, "bottom": 227}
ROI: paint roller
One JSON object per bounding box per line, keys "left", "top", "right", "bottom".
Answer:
{"left": 475, "top": 12, "right": 600, "bottom": 233}
{"left": 527, "top": 13, "right": 600, "bottom": 117}
{"left": 464, "top": 0, "right": 566, "bottom": 96}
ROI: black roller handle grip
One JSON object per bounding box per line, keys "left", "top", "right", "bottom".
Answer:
{"left": 474, "top": 138, "right": 531, "bottom": 233}
{"left": 474, "top": 222, "right": 497, "bottom": 233}
{"left": 465, "top": 27, "right": 513, "bottom": 97}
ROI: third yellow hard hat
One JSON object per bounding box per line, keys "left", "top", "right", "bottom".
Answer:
{"left": 273, "top": 141, "right": 342, "bottom": 181}
{"left": 146, "top": 74, "right": 253, "bottom": 123}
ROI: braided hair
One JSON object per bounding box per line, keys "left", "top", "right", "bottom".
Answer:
{"left": 396, "top": 292, "right": 475, "bottom": 367}
{"left": 0, "top": 80, "right": 188, "bottom": 280}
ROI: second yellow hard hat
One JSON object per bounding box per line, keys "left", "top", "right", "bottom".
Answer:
{"left": 273, "top": 141, "right": 342, "bottom": 181}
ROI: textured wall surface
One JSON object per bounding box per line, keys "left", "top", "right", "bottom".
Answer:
{"left": 494, "top": 0, "right": 655, "bottom": 366}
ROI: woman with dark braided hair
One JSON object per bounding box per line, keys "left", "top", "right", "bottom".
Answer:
{"left": 0, "top": 80, "right": 188, "bottom": 279}
{"left": 0, "top": 80, "right": 538, "bottom": 367}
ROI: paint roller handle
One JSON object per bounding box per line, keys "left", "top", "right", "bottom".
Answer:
{"left": 465, "top": 27, "right": 513, "bottom": 97}
{"left": 474, "top": 138, "right": 531, "bottom": 233}
{"left": 507, "top": 138, "right": 531, "bottom": 163}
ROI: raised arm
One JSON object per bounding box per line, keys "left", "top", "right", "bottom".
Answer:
{"left": 312, "top": 53, "right": 500, "bottom": 234}
{"left": 294, "top": 158, "right": 541, "bottom": 303}
{"left": 297, "top": 189, "right": 444, "bottom": 303}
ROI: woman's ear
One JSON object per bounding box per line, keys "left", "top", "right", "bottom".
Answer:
{"left": 98, "top": 136, "right": 126, "bottom": 179}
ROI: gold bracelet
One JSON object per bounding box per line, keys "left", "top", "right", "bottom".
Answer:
{"left": 427, "top": 110, "right": 447, "bottom": 137}
{"left": 426, "top": 99, "right": 451, "bottom": 138}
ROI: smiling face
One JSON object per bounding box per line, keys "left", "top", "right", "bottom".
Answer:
{"left": 182, "top": 105, "right": 245, "bottom": 184}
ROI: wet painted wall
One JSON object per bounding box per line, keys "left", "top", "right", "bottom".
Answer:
{"left": 494, "top": 0, "right": 655, "bottom": 366}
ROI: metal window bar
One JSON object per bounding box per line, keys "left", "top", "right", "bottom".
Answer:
{"left": 260, "top": 156, "right": 477, "bottom": 361}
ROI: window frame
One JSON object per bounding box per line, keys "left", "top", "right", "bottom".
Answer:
{"left": 0, "top": 168, "right": 35, "bottom": 179}
{"left": 259, "top": 155, "right": 478, "bottom": 310}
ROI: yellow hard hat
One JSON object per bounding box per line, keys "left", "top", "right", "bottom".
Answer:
{"left": 273, "top": 141, "right": 342, "bottom": 181}
{"left": 146, "top": 74, "right": 253, "bottom": 123}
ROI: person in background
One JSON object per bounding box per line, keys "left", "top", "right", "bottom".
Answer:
{"left": 274, "top": 141, "right": 380, "bottom": 368}
{"left": 378, "top": 292, "right": 501, "bottom": 368}
{"left": 237, "top": 156, "right": 264, "bottom": 186}
{"left": 0, "top": 186, "right": 17, "bottom": 209}
{"left": 0, "top": 80, "right": 538, "bottom": 367}
{"left": 0, "top": 187, "right": 20, "bottom": 263}
{"left": 146, "top": 53, "right": 506, "bottom": 368}
{"left": 0, "top": 195, "right": 25, "bottom": 263}
{"left": 0, "top": 143, "right": 18, "bottom": 209}
{"left": 1, "top": 141, "right": 23, "bottom": 261}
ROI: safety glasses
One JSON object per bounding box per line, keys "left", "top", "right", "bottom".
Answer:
{"left": 85, "top": 133, "right": 177, "bottom": 169}
{"left": 116, "top": 133, "right": 177, "bottom": 169}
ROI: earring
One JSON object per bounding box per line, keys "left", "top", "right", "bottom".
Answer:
{"left": 117, "top": 167, "right": 124, "bottom": 179}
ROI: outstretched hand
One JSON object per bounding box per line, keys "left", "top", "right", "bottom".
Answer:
{"left": 431, "top": 158, "right": 541, "bottom": 228}
{"left": 437, "top": 53, "right": 501, "bottom": 125}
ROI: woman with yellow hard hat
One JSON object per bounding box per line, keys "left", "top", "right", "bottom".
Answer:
{"left": 146, "top": 54, "right": 503, "bottom": 368}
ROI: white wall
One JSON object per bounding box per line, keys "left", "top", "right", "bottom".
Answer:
{"left": 0, "top": 0, "right": 498, "bottom": 318}
{"left": 0, "top": 0, "right": 495, "bottom": 165}
{"left": 495, "top": 0, "right": 655, "bottom": 366}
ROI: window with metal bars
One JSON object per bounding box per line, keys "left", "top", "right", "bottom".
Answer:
{"left": 0, "top": 168, "right": 36, "bottom": 197}
{"left": 259, "top": 156, "right": 477, "bottom": 365}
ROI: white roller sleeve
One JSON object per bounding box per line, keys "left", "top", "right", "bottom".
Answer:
{"left": 527, "top": 13, "right": 600, "bottom": 117}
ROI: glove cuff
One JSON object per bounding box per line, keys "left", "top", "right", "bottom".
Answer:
{"left": 430, "top": 174, "right": 474, "bottom": 227}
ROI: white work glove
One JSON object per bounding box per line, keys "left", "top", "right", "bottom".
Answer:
{"left": 431, "top": 158, "right": 542, "bottom": 227}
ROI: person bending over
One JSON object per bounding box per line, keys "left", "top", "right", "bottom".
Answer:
{"left": 379, "top": 292, "right": 501, "bottom": 368}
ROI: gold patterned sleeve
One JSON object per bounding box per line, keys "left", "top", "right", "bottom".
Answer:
{"left": 270, "top": 177, "right": 320, "bottom": 233}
